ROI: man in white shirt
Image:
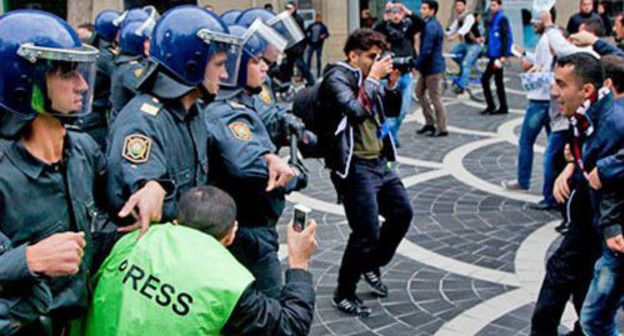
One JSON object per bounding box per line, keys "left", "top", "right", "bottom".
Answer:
{"left": 502, "top": 8, "right": 556, "bottom": 210}
{"left": 446, "top": 0, "right": 483, "bottom": 94}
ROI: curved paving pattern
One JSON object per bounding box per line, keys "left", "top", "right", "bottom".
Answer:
{"left": 274, "top": 69, "right": 622, "bottom": 335}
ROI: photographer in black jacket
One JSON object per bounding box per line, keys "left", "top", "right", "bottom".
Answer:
{"left": 319, "top": 28, "right": 413, "bottom": 317}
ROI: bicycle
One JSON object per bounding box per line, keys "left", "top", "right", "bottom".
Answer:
{"left": 440, "top": 52, "right": 487, "bottom": 102}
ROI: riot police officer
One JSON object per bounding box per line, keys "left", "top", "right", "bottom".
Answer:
{"left": 204, "top": 21, "right": 306, "bottom": 298}
{"left": 234, "top": 9, "right": 312, "bottom": 149}
{"left": 108, "top": 7, "right": 158, "bottom": 124}
{"left": 106, "top": 6, "right": 242, "bottom": 233}
{"left": 0, "top": 10, "right": 158, "bottom": 335}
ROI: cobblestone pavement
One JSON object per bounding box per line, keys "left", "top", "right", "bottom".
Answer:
{"left": 275, "top": 71, "right": 624, "bottom": 335}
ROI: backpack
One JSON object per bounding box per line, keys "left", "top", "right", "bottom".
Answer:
{"left": 292, "top": 81, "right": 325, "bottom": 158}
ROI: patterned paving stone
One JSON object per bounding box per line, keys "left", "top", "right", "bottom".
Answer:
{"left": 463, "top": 141, "right": 545, "bottom": 195}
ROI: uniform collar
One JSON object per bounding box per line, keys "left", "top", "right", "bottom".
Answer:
{"left": 5, "top": 134, "right": 73, "bottom": 179}
{"left": 165, "top": 99, "right": 198, "bottom": 122}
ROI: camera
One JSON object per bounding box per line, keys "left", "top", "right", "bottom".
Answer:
{"left": 379, "top": 51, "right": 415, "bottom": 73}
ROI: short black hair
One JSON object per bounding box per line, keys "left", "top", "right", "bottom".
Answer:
{"left": 556, "top": 52, "right": 604, "bottom": 90}
{"left": 177, "top": 186, "right": 237, "bottom": 240}
{"left": 582, "top": 16, "right": 606, "bottom": 37}
{"left": 603, "top": 55, "right": 624, "bottom": 94}
{"left": 343, "top": 28, "right": 388, "bottom": 56}
{"left": 491, "top": 0, "right": 502, "bottom": 5}
{"left": 423, "top": 0, "right": 439, "bottom": 15}
{"left": 455, "top": 0, "right": 467, "bottom": 4}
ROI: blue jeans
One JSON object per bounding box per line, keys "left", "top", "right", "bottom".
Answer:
{"left": 581, "top": 245, "right": 624, "bottom": 336}
{"left": 543, "top": 131, "right": 568, "bottom": 206}
{"left": 450, "top": 42, "right": 483, "bottom": 89}
{"left": 517, "top": 100, "right": 551, "bottom": 189}
{"left": 387, "top": 72, "right": 414, "bottom": 145}
{"left": 306, "top": 44, "right": 323, "bottom": 78}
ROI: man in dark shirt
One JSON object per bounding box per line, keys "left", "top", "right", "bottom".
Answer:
{"left": 305, "top": 13, "right": 330, "bottom": 78}
{"left": 374, "top": 1, "right": 425, "bottom": 146}
{"left": 567, "top": 0, "right": 602, "bottom": 34}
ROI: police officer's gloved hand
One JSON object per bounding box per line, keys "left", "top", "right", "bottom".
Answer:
{"left": 284, "top": 162, "right": 308, "bottom": 193}
{"left": 298, "top": 130, "right": 320, "bottom": 158}
{"left": 284, "top": 113, "right": 305, "bottom": 139}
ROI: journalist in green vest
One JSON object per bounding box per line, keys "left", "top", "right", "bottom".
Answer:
{"left": 85, "top": 186, "right": 317, "bottom": 336}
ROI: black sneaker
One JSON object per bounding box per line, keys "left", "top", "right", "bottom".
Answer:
{"left": 332, "top": 295, "right": 372, "bottom": 317}
{"left": 480, "top": 108, "right": 495, "bottom": 115}
{"left": 555, "top": 220, "right": 570, "bottom": 235}
{"left": 362, "top": 270, "right": 388, "bottom": 297}
{"left": 427, "top": 130, "right": 449, "bottom": 137}
{"left": 490, "top": 108, "right": 509, "bottom": 115}
{"left": 529, "top": 200, "right": 558, "bottom": 211}
{"left": 452, "top": 86, "right": 465, "bottom": 95}
{"left": 417, "top": 125, "right": 436, "bottom": 135}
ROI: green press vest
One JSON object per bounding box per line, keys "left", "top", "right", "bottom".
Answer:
{"left": 85, "top": 223, "right": 254, "bottom": 336}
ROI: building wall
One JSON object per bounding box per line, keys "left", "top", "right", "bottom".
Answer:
{"left": 63, "top": 0, "right": 582, "bottom": 64}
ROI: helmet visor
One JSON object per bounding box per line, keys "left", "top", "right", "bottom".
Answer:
{"left": 267, "top": 11, "right": 305, "bottom": 49}
{"left": 18, "top": 43, "right": 97, "bottom": 118}
{"left": 135, "top": 6, "right": 159, "bottom": 38}
{"left": 197, "top": 29, "right": 244, "bottom": 88}
{"left": 243, "top": 19, "right": 288, "bottom": 64}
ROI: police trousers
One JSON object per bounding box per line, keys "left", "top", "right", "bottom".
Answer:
{"left": 331, "top": 157, "right": 413, "bottom": 298}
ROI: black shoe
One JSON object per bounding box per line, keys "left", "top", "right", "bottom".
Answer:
{"left": 452, "top": 86, "right": 465, "bottom": 95}
{"left": 480, "top": 108, "right": 495, "bottom": 115}
{"left": 555, "top": 220, "right": 570, "bottom": 235}
{"left": 529, "top": 200, "right": 558, "bottom": 211}
{"left": 417, "top": 125, "right": 436, "bottom": 135}
{"left": 332, "top": 294, "right": 372, "bottom": 317}
{"left": 427, "top": 130, "right": 449, "bottom": 137}
{"left": 362, "top": 270, "right": 388, "bottom": 297}
{"left": 490, "top": 108, "right": 508, "bottom": 115}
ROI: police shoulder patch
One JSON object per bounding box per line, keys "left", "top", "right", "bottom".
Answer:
{"left": 140, "top": 102, "right": 161, "bottom": 116}
{"left": 228, "top": 101, "right": 246, "bottom": 110}
{"left": 122, "top": 134, "right": 152, "bottom": 163}
{"left": 134, "top": 67, "right": 143, "bottom": 78}
{"left": 228, "top": 121, "right": 252, "bottom": 141}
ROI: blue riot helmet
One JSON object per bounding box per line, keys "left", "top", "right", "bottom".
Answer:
{"left": 119, "top": 21, "right": 148, "bottom": 56}
{"left": 229, "top": 20, "right": 287, "bottom": 87}
{"left": 221, "top": 9, "right": 242, "bottom": 26}
{"left": 0, "top": 10, "right": 98, "bottom": 136}
{"left": 236, "top": 8, "right": 304, "bottom": 49}
{"left": 149, "top": 5, "right": 243, "bottom": 91}
{"left": 113, "top": 7, "right": 150, "bottom": 30}
{"left": 94, "top": 9, "right": 121, "bottom": 42}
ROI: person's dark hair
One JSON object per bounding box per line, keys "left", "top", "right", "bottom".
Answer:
{"left": 456, "top": 0, "right": 467, "bottom": 4}
{"left": 343, "top": 28, "right": 388, "bottom": 56}
{"left": 264, "top": 3, "right": 273, "bottom": 10}
{"left": 491, "top": 0, "right": 502, "bottom": 5}
{"left": 603, "top": 55, "right": 624, "bottom": 94}
{"left": 177, "top": 186, "right": 237, "bottom": 240}
{"left": 556, "top": 52, "right": 604, "bottom": 90}
{"left": 423, "top": 0, "right": 439, "bottom": 15}
{"left": 582, "top": 16, "right": 606, "bottom": 37}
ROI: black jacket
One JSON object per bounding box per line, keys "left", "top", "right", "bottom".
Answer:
{"left": 221, "top": 269, "right": 315, "bottom": 336}
{"left": 318, "top": 62, "right": 399, "bottom": 178}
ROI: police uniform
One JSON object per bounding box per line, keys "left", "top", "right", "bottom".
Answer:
{"left": 79, "top": 39, "right": 117, "bottom": 150}
{"left": 0, "top": 132, "right": 111, "bottom": 334}
{"left": 106, "top": 81, "right": 209, "bottom": 223}
{"left": 109, "top": 54, "right": 145, "bottom": 125}
{"left": 204, "top": 88, "right": 295, "bottom": 299}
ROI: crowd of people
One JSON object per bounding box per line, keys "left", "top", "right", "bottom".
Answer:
{"left": 2, "top": 0, "right": 624, "bottom": 335}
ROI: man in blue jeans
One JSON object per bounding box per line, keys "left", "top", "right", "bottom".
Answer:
{"left": 373, "top": 1, "right": 424, "bottom": 145}
{"left": 446, "top": 0, "right": 483, "bottom": 94}
{"left": 580, "top": 55, "right": 624, "bottom": 336}
{"left": 502, "top": 10, "right": 554, "bottom": 210}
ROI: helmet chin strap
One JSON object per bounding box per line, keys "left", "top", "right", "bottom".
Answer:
{"left": 197, "top": 82, "right": 217, "bottom": 103}
{"left": 244, "top": 85, "right": 262, "bottom": 95}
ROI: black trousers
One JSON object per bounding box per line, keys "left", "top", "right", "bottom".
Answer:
{"left": 481, "top": 58, "right": 508, "bottom": 111}
{"left": 281, "top": 51, "right": 316, "bottom": 87}
{"left": 331, "top": 158, "right": 413, "bottom": 298}
{"left": 229, "top": 226, "right": 283, "bottom": 299}
{"left": 531, "top": 188, "right": 602, "bottom": 336}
